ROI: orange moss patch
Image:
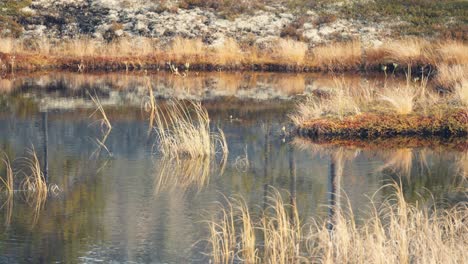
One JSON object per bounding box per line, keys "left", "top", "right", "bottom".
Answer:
{"left": 297, "top": 110, "right": 468, "bottom": 138}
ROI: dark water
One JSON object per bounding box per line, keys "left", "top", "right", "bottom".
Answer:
{"left": 0, "top": 73, "right": 465, "bottom": 263}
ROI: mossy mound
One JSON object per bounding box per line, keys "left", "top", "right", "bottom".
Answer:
{"left": 297, "top": 109, "right": 468, "bottom": 138}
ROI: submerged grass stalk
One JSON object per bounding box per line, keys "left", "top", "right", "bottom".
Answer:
{"left": 0, "top": 156, "right": 14, "bottom": 196}
{"left": 88, "top": 91, "right": 112, "bottom": 132}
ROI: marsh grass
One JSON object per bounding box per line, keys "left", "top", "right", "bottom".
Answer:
{"left": 435, "top": 64, "right": 467, "bottom": 90}
{"left": 0, "top": 155, "right": 14, "bottom": 196}
{"left": 311, "top": 40, "right": 362, "bottom": 71}
{"left": 379, "top": 85, "right": 417, "bottom": 115}
{"left": 455, "top": 79, "right": 468, "bottom": 107}
{"left": 19, "top": 147, "right": 49, "bottom": 225}
{"left": 153, "top": 100, "right": 228, "bottom": 160}
{"left": 274, "top": 38, "right": 308, "bottom": 66}
{"left": 289, "top": 77, "right": 361, "bottom": 125}
{"left": 206, "top": 184, "right": 468, "bottom": 263}
{"left": 3, "top": 37, "right": 466, "bottom": 76}
{"left": 88, "top": 91, "right": 112, "bottom": 158}
{"left": 88, "top": 91, "right": 112, "bottom": 132}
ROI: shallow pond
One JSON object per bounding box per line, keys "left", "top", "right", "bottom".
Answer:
{"left": 0, "top": 72, "right": 465, "bottom": 263}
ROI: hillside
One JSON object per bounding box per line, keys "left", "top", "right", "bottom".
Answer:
{"left": 1, "top": 0, "right": 466, "bottom": 45}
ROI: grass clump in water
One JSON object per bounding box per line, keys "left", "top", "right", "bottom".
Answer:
{"left": 206, "top": 184, "right": 468, "bottom": 263}
{"left": 153, "top": 100, "right": 228, "bottom": 161}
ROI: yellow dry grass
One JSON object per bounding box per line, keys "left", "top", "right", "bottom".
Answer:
{"left": 88, "top": 91, "right": 112, "bottom": 132}
{"left": 454, "top": 79, "right": 468, "bottom": 107}
{"left": 289, "top": 77, "right": 361, "bottom": 125}
{"left": 436, "top": 40, "right": 468, "bottom": 65}
{"left": 379, "top": 85, "right": 417, "bottom": 115}
{"left": 213, "top": 38, "right": 244, "bottom": 66}
{"left": 311, "top": 40, "right": 362, "bottom": 70}
{"left": 435, "top": 64, "right": 468, "bottom": 90}
{"left": 0, "top": 156, "right": 14, "bottom": 196}
{"left": 20, "top": 148, "right": 48, "bottom": 225}
{"left": 1, "top": 37, "right": 467, "bottom": 73}
{"left": 273, "top": 38, "right": 308, "bottom": 65}
{"left": 170, "top": 37, "right": 205, "bottom": 62}
{"left": 0, "top": 37, "right": 17, "bottom": 53}
{"left": 370, "top": 38, "right": 430, "bottom": 65}
{"left": 206, "top": 184, "right": 468, "bottom": 263}
{"left": 153, "top": 100, "right": 228, "bottom": 160}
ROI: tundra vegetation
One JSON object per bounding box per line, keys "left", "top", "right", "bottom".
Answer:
{"left": 0, "top": 37, "right": 466, "bottom": 75}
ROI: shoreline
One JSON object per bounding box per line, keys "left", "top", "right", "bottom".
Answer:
{"left": 1, "top": 38, "right": 466, "bottom": 77}
{"left": 295, "top": 110, "right": 468, "bottom": 139}
{"left": 293, "top": 135, "right": 468, "bottom": 152}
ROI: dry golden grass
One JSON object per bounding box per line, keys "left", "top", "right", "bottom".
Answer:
{"left": 0, "top": 156, "right": 14, "bottom": 196}
{"left": 0, "top": 37, "right": 17, "bottom": 53}
{"left": 206, "top": 184, "right": 468, "bottom": 264}
{"left": 20, "top": 147, "right": 48, "bottom": 226}
{"left": 213, "top": 38, "right": 244, "bottom": 66}
{"left": 153, "top": 100, "right": 228, "bottom": 160}
{"left": 289, "top": 78, "right": 361, "bottom": 125}
{"left": 435, "top": 64, "right": 468, "bottom": 90}
{"left": 311, "top": 40, "right": 362, "bottom": 70}
{"left": 379, "top": 85, "right": 417, "bottom": 115}
{"left": 454, "top": 79, "right": 468, "bottom": 107}
{"left": 88, "top": 91, "right": 112, "bottom": 132}
{"left": 88, "top": 91, "right": 112, "bottom": 157}
{"left": 1, "top": 37, "right": 466, "bottom": 74}
{"left": 369, "top": 38, "right": 430, "bottom": 65}
{"left": 170, "top": 37, "right": 205, "bottom": 62}
{"left": 273, "top": 38, "right": 308, "bottom": 65}
{"left": 289, "top": 98, "right": 324, "bottom": 126}
{"left": 436, "top": 40, "right": 468, "bottom": 65}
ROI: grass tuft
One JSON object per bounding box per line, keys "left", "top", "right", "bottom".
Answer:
{"left": 379, "top": 86, "right": 417, "bottom": 115}
{"left": 153, "top": 100, "right": 228, "bottom": 160}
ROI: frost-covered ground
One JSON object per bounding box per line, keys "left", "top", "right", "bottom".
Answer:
{"left": 21, "top": 0, "right": 392, "bottom": 46}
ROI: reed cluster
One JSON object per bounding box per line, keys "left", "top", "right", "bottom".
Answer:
{"left": 206, "top": 184, "right": 468, "bottom": 263}
{"left": 152, "top": 100, "right": 228, "bottom": 160}
{"left": 0, "top": 147, "right": 60, "bottom": 226}
{"left": 0, "top": 148, "right": 58, "bottom": 200}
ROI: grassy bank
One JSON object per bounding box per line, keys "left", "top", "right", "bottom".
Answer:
{"left": 0, "top": 37, "right": 466, "bottom": 76}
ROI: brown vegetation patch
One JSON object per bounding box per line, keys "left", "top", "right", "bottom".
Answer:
{"left": 297, "top": 109, "right": 468, "bottom": 138}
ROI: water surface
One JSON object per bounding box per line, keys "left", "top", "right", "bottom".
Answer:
{"left": 0, "top": 72, "right": 465, "bottom": 263}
